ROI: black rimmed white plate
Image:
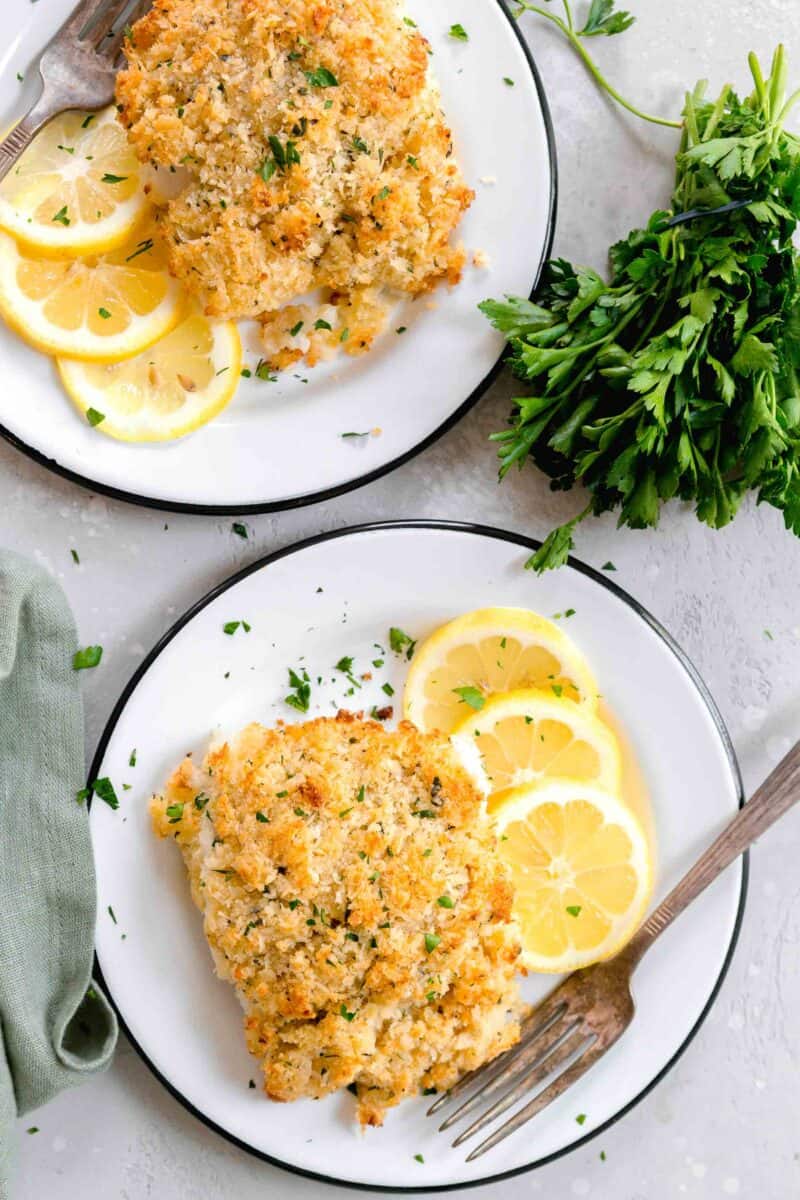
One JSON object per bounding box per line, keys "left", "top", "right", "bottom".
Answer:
{"left": 0, "top": 0, "right": 555, "bottom": 513}
{"left": 90, "top": 522, "right": 745, "bottom": 1192}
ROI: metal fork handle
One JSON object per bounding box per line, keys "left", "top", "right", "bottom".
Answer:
{"left": 623, "top": 738, "right": 800, "bottom": 968}
{"left": 0, "top": 95, "right": 63, "bottom": 186}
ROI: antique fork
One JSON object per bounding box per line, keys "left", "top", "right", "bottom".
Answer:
{"left": 430, "top": 739, "right": 800, "bottom": 1161}
{"left": 0, "top": 0, "right": 150, "bottom": 185}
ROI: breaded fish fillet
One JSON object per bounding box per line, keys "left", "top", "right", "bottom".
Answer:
{"left": 117, "top": 0, "right": 473, "bottom": 367}
{"left": 150, "top": 714, "right": 522, "bottom": 1125}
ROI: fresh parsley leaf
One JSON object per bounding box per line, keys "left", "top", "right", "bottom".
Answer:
{"left": 285, "top": 666, "right": 311, "bottom": 712}
{"left": 304, "top": 66, "right": 339, "bottom": 87}
{"left": 579, "top": 0, "right": 635, "bottom": 37}
{"left": 92, "top": 777, "right": 119, "bottom": 811}
{"left": 389, "top": 626, "right": 416, "bottom": 659}
{"left": 86, "top": 407, "right": 105, "bottom": 427}
{"left": 566, "top": 904, "right": 582, "bottom": 917}
{"left": 232, "top": 522, "right": 248, "bottom": 539}
{"left": 101, "top": 173, "right": 128, "bottom": 184}
{"left": 452, "top": 685, "right": 485, "bottom": 711}
{"left": 73, "top": 645, "right": 102, "bottom": 670}
{"left": 448, "top": 23, "right": 469, "bottom": 40}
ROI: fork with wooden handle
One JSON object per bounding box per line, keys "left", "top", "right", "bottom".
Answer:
{"left": 430, "top": 740, "right": 800, "bottom": 1161}
{"left": 0, "top": 0, "right": 150, "bottom": 186}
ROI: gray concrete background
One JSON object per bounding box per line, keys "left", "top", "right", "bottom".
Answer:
{"left": 7, "top": 2, "right": 800, "bottom": 1195}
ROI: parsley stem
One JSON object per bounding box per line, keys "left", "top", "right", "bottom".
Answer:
{"left": 515, "top": 2, "right": 682, "bottom": 130}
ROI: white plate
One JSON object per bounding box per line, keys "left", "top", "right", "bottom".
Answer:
{"left": 90, "top": 522, "right": 745, "bottom": 1192}
{"left": 0, "top": 0, "right": 555, "bottom": 513}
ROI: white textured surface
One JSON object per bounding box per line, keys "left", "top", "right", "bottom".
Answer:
{"left": 6, "top": 1, "right": 800, "bottom": 1195}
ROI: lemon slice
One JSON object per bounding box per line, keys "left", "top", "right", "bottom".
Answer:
{"left": 455, "top": 688, "right": 622, "bottom": 806}
{"left": 403, "top": 607, "right": 598, "bottom": 734}
{"left": 58, "top": 310, "right": 242, "bottom": 441}
{"left": 494, "top": 779, "right": 652, "bottom": 973}
{"left": 0, "top": 228, "right": 182, "bottom": 361}
{"left": 0, "top": 107, "right": 148, "bottom": 256}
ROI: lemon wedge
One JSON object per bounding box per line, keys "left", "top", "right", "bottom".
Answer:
{"left": 455, "top": 688, "right": 622, "bottom": 806}
{"left": 0, "top": 107, "right": 149, "bottom": 257}
{"left": 494, "top": 779, "right": 652, "bottom": 973}
{"left": 58, "top": 310, "right": 242, "bottom": 441}
{"left": 0, "top": 228, "right": 182, "bottom": 361}
{"left": 403, "top": 607, "right": 598, "bottom": 734}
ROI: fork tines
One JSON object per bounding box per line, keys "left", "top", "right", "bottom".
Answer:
{"left": 428, "top": 995, "right": 603, "bottom": 1162}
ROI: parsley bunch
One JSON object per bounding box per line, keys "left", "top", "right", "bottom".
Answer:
{"left": 482, "top": 43, "right": 800, "bottom": 570}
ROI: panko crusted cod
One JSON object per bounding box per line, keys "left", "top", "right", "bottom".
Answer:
{"left": 117, "top": 0, "right": 474, "bottom": 371}
{"left": 150, "top": 714, "right": 523, "bottom": 1125}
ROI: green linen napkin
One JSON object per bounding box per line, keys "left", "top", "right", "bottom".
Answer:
{"left": 0, "top": 551, "right": 117, "bottom": 1194}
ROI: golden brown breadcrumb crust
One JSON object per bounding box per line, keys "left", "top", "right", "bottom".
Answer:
{"left": 116, "top": 0, "right": 473, "bottom": 366}
{"left": 150, "top": 714, "right": 522, "bottom": 1125}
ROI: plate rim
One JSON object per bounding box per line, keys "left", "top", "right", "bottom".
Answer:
{"left": 0, "top": 0, "right": 558, "bottom": 516}
{"left": 88, "top": 518, "right": 748, "bottom": 1193}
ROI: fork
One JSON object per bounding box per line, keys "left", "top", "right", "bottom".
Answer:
{"left": 0, "top": 0, "right": 151, "bottom": 185}
{"left": 430, "top": 739, "right": 800, "bottom": 1161}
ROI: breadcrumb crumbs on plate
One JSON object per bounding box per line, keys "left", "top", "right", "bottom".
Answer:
{"left": 150, "top": 713, "right": 523, "bottom": 1126}
{"left": 117, "top": 0, "right": 474, "bottom": 371}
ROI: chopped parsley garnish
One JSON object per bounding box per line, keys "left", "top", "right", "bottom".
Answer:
{"left": 566, "top": 904, "right": 582, "bottom": 917}
{"left": 341, "top": 430, "right": 369, "bottom": 438}
{"left": 73, "top": 645, "right": 102, "bottom": 670}
{"left": 255, "top": 810, "right": 269, "bottom": 822}
{"left": 166, "top": 802, "right": 184, "bottom": 824}
{"left": 289, "top": 320, "right": 304, "bottom": 337}
{"left": 304, "top": 66, "right": 339, "bottom": 87}
{"left": 452, "top": 685, "right": 485, "bottom": 711}
{"left": 86, "top": 407, "right": 105, "bottom": 427}
{"left": 413, "top": 1153, "right": 424, "bottom": 1164}
{"left": 81, "top": 114, "right": 96, "bottom": 129}
{"left": 314, "top": 318, "right": 332, "bottom": 331}
{"left": 58, "top": 145, "right": 75, "bottom": 155}
{"left": 92, "top": 777, "right": 119, "bottom": 810}
{"left": 424, "top": 932, "right": 441, "bottom": 953}
{"left": 406, "top": 154, "right": 418, "bottom": 168}
{"left": 602, "top": 562, "right": 617, "bottom": 571}
{"left": 107, "top": 905, "right": 117, "bottom": 924}
{"left": 576, "top": 1112, "right": 587, "bottom": 1125}
{"left": 232, "top": 522, "right": 248, "bottom": 539}
{"left": 98, "top": 307, "right": 112, "bottom": 320}
{"left": 381, "top": 682, "right": 394, "bottom": 696}
{"left": 396, "top": 325, "right": 407, "bottom": 334}
{"left": 339, "top": 327, "right": 350, "bottom": 342}
{"left": 340, "top": 1004, "right": 356, "bottom": 1022}
{"left": 403, "top": 15, "right": 417, "bottom": 26}
{"left": 503, "top": 76, "right": 515, "bottom": 86}
{"left": 551, "top": 683, "right": 564, "bottom": 697}
{"left": 352, "top": 135, "right": 369, "bottom": 154}
{"left": 285, "top": 666, "right": 311, "bottom": 712}
{"left": 101, "top": 173, "right": 127, "bottom": 184}
{"left": 70, "top": 548, "right": 80, "bottom": 564}
{"left": 52, "top": 205, "right": 70, "bottom": 226}
{"left": 377, "top": 186, "right": 391, "bottom": 200}
{"left": 254, "top": 359, "right": 276, "bottom": 381}
{"left": 437, "top": 895, "right": 454, "bottom": 908}
{"left": 389, "top": 626, "right": 416, "bottom": 659}
{"left": 194, "top": 793, "right": 209, "bottom": 810}
{"left": 223, "top": 621, "right": 240, "bottom": 635}
{"left": 288, "top": 898, "right": 301, "bottom": 910}
{"left": 448, "top": 22, "right": 469, "bottom": 40}
{"left": 75, "top": 787, "right": 90, "bottom": 805}
{"left": 129, "top": 749, "right": 137, "bottom": 767}
{"left": 266, "top": 134, "right": 301, "bottom": 174}
{"left": 125, "top": 238, "right": 154, "bottom": 262}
